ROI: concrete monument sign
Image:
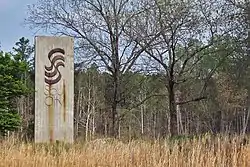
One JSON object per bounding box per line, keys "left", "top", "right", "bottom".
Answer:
{"left": 35, "top": 36, "right": 74, "bottom": 143}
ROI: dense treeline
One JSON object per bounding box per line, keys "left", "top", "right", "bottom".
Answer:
{"left": 1, "top": 0, "right": 250, "bottom": 140}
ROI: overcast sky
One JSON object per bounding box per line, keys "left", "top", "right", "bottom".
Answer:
{"left": 0, "top": 0, "right": 40, "bottom": 52}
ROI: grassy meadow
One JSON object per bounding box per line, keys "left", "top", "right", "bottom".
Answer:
{"left": 1, "top": 135, "right": 250, "bottom": 167}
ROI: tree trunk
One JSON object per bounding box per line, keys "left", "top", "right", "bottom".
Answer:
{"left": 153, "top": 113, "right": 156, "bottom": 139}
{"left": 141, "top": 105, "right": 144, "bottom": 135}
{"left": 91, "top": 105, "right": 96, "bottom": 139}
{"left": 85, "top": 114, "right": 90, "bottom": 141}
{"left": 104, "top": 116, "right": 108, "bottom": 137}
{"left": 139, "top": 92, "right": 145, "bottom": 135}
{"left": 111, "top": 70, "right": 119, "bottom": 138}
{"left": 176, "top": 90, "right": 183, "bottom": 135}
{"left": 118, "top": 120, "right": 121, "bottom": 139}
{"left": 91, "top": 86, "right": 96, "bottom": 139}
{"left": 75, "top": 90, "right": 81, "bottom": 139}
{"left": 85, "top": 87, "right": 92, "bottom": 141}
{"left": 111, "top": 101, "right": 118, "bottom": 137}
{"left": 92, "top": 114, "right": 95, "bottom": 139}
{"left": 128, "top": 122, "right": 131, "bottom": 141}
{"left": 242, "top": 107, "right": 250, "bottom": 135}
{"left": 168, "top": 80, "right": 178, "bottom": 137}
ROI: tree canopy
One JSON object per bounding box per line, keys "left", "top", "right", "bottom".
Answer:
{"left": 0, "top": 50, "right": 30, "bottom": 136}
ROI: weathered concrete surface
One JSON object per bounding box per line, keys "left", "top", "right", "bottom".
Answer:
{"left": 35, "top": 36, "right": 74, "bottom": 143}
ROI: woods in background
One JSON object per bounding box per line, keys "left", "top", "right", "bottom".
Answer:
{"left": 1, "top": 0, "right": 250, "bottom": 141}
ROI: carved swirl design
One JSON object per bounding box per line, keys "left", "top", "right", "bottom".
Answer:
{"left": 44, "top": 48, "right": 65, "bottom": 85}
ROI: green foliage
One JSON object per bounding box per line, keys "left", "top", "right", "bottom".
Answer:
{"left": 0, "top": 51, "right": 29, "bottom": 136}
{"left": 13, "top": 37, "right": 34, "bottom": 62}
{"left": 0, "top": 110, "right": 21, "bottom": 135}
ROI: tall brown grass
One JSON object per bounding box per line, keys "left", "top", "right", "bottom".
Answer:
{"left": 1, "top": 135, "right": 249, "bottom": 167}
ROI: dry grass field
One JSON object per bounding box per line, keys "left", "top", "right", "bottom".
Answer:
{"left": 1, "top": 135, "right": 250, "bottom": 167}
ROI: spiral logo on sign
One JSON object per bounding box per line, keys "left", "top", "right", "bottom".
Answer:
{"left": 44, "top": 48, "right": 65, "bottom": 85}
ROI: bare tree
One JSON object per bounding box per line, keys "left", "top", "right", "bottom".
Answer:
{"left": 129, "top": 0, "right": 235, "bottom": 136}
{"left": 26, "top": 0, "right": 159, "bottom": 137}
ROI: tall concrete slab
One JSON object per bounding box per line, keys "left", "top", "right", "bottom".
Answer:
{"left": 35, "top": 36, "right": 74, "bottom": 143}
